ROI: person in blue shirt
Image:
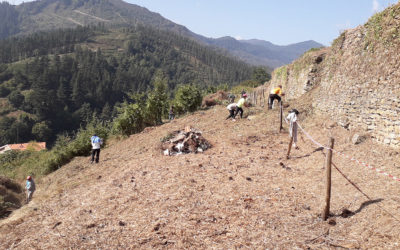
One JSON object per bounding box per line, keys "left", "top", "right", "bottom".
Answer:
{"left": 91, "top": 134, "right": 103, "bottom": 163}
{"left": 25, "top": 176, "right": 36, "bottom": 203}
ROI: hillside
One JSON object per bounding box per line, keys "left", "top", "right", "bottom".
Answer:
{"left": 0, "top": 25, "right": 253, "bottom": 146}
{"left": 1, "top": 103, "right": 400, "bottom": 248}
{"left": 0, "top": 0, "right": 323, "bottom": 68}
{"left": 268, "top": 2, "right": 400, "bottom": 149}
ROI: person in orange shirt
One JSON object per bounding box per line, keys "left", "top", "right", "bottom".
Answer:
{"left": 268, "top": 85, "right": 284, "bottom": 109}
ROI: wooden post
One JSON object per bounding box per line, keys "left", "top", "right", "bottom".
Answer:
{"left": 279, "top": 101, "right": 283, "bottom": 132}
{"left": 322, "top": 137, "right": 335, "bottom": 221}
{"left": 262, "top": 89, "right": 265, "bottom": 107}
{"left": 286, "top": 136, "right": 293, "bottom": 159}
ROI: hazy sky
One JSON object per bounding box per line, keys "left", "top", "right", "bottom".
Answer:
{"left": 5, "top": 0, "right": 399, "bottom": 46}
{"left": 127, "top": 0, "right": 399, "bottom": 46}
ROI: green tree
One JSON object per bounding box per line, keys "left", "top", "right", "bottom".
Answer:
{"left": 100, "top": 102, "right": 112, "bottom": 121}
{"left": 145, "top": 71, "right": 168, "bottom": 125}
{"left": 252, "top": 67, "right": 270, "bottom": 85}
{"left": 7, "top": 91, "right": 24, "bottom": 108}
{"left": 173, "top": 84, "right": 202, "bottom": 114}
{"left": 113, "top": 102, "right": 144, "bottom": 136}
{"left": 32, "top": 121, "right": 52, "bottom": 142}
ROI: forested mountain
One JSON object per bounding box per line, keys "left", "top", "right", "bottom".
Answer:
{"left": 206, "top": 37, "right": 324, "bottom": 68}
{"left": 0, "top": 24, "right": 253, "bottom": 146}
{"left": 0, "top": 0, "right": 323, "bottom": 68}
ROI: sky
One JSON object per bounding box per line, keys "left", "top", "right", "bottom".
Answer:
{"left": 5, "top": 0, "right": 399, "bottom": 46}
{"left": 127, "top": 0, "right": 399, "bottom": 46}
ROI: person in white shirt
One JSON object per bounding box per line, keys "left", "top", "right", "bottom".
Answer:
{"left": 91, "top": 134, "right": 103, "bottom": 163}
{"left": 287, "top": 109, "right": 299, "bottom": 149}
{"left": 226, "top": 103, "right": 238, "bottom": 120}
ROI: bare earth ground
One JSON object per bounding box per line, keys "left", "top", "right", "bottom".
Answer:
{"left": 1, "top": 103, "right": 400, "bottom": 249}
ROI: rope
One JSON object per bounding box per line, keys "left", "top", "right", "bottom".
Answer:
{"left": 331, "top": 160, "right": 400, "bottom": 223}
{"left": 278, "top": 104, "right": 400, "bottom": 221}
{"left": 295, "top": 121, "right": 400, "bottom": 183}
{"left": 296, "top": 122, "right": 326, "bottom": 149}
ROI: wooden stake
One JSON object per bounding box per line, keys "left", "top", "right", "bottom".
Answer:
{"left": 323, "top": 137, "right": 335, "bottom": 221}
{"left": 286, "top": 136, "right": 293, "bottom": 159}
{"left": 279, "top": 101, "right": 283, "bottom": 132}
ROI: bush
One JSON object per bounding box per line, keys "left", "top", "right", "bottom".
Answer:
{"left": 0, "top": 176, "right": 24, "bottom": 218}
{"left": 173, "top": 84, "right": 202, "bottom": 114}
{"left": 112, "top": 102, "right": 145, "bottom": 136}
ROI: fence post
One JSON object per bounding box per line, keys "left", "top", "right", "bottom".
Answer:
{"left": 286, "top": 136, "right": 293, "bottom": 159}
{"left": 279, "top": 101, "right": 283, "bottom": 132}
{"left": 262, "top": 89, "right": 265, "bottom": 107}
{"left": 323, "top": 137, "right": 334, "bottom": 221}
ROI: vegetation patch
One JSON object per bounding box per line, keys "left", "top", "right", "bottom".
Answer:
{"left": 0, "top": 176, "right": 24, "bottom": 219}
{"left": 364, "top": 4, "right": 400, "bottom": 49}
{"left": 274, "top": 66, "right": 288, "bottom": 83}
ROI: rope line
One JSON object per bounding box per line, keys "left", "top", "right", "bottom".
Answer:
{"left": 331, "top": 160, "right": 400, "bottom": 223}
{"left": 295, "top": 121, "right": 400, "bottom": 183}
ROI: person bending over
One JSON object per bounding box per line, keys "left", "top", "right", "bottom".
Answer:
{"left": 234, "top": 93, "right": 247, "bottom": 119}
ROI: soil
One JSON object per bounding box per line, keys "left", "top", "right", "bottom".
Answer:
{"left": 1, "top": 101, "right": 400, "bottom": 249}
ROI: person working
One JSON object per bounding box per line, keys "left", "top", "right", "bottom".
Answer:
{"left": 234, "top": 93, "right": 247, "bottom": 119}
{"left": 91, "top": 134, "right": 103, "bottom": 163}
{"left": 228, "top": 93, "right": 236, "bottom": 103}
{"left": 226, "top": 103, "right": 238, "bottom": 120}
{"left": 268, "top": 85, "right": 284, "bottom": 109}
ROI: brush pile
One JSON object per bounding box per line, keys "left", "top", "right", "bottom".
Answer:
{"left": 161, "top": 126, "right": 211, "bottom": 156}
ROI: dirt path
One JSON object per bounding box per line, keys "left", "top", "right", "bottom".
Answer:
{"left": 1, "top": 105, "right": 399, "bottom": 249}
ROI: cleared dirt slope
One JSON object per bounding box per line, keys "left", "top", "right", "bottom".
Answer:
{"left": 1, "top": 104, "right": 400, "bottom": 249}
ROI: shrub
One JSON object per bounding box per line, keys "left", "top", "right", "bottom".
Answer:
{"left": 173, "top": 84, "right": 202, "bottom": 114}
{"left": 0, "top": 176, "right": 24, "bottom": 218}
{"left": 112, "top": 102, "right": 145, "bottom": 136}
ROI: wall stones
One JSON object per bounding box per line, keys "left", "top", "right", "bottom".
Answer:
{"left": 268, "top": 8, "right": 400, "bottom": 148}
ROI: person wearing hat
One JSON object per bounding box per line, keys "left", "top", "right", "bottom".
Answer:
{"left": 287, "top": 109, "right": 300, "bottom": 149}
{"left": 91, "top": 134, "right": 103, "bottom": 163}
{"left": 25, "top": 176, "right": 36, "bottom": 203}
{"left": 268, "top": 85, "right": 284, "bottom": 109}
{"left": 234, "top": 93, "right": 247, "bottom": 119}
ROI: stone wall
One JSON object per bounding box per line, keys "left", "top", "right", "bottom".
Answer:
{"left": 267, "top": 4, "right": 400, "bottom": 147}
{"left": 270, "top": 48, "right": 327, "bottom": 100}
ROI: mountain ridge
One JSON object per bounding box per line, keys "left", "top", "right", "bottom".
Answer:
{"left": 0, "top": 0, "right": 323, "bottom": 68}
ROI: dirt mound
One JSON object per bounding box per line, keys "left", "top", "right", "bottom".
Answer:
{"left": 161, "top": 126, "right": 211, "bottom": 155}
{"left": 202, "top": 90, "right": 228, "bottom": 107}
{"left": 0, "top": 176, "right": 24, "bottom": 218}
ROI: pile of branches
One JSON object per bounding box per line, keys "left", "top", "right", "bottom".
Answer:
{"left": 161, "top": 127, "right": 211, "bottom": 156}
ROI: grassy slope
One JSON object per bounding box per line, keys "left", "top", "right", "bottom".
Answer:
{"left": 0, "top": 101, "right": 399, "bottom": 248}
